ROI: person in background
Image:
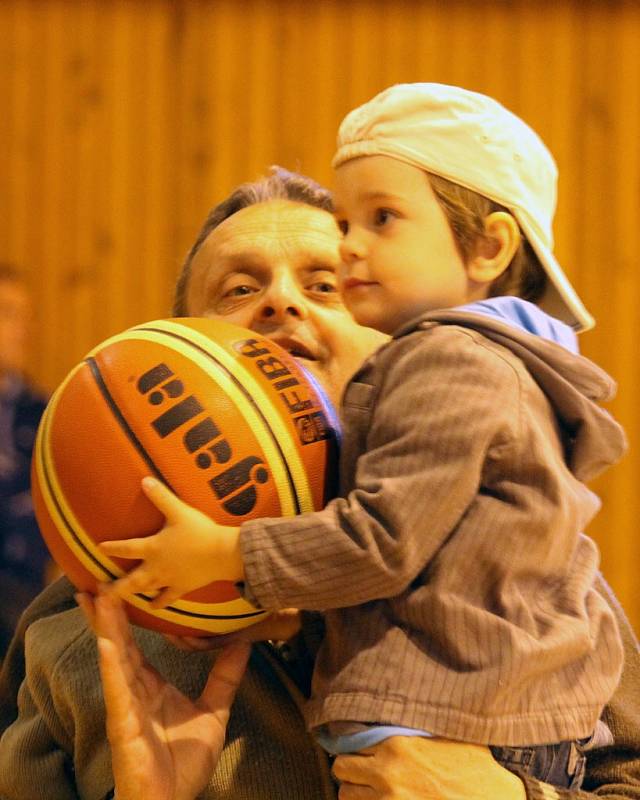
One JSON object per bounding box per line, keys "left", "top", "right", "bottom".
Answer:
{"left": 0, "top": 265, "right": 51, "bottom": 657}
{"left": 0, "top": 170, "right": 639, "bottom": 800}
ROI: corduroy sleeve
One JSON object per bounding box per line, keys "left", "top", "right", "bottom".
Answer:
{"left": 241, "top": 327, "right": 520, "bottom": 611}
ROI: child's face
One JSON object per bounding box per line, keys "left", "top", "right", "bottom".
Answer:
{"left": 334, "top": 156, "right": 477, "bottom": 334}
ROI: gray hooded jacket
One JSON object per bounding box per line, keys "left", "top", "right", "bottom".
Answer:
{"left": 241, "top": 299, "right": 627, "bottom": 746}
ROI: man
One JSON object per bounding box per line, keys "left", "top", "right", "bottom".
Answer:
{"left": 1, "top": 169, "right": 639, "bottom": 800}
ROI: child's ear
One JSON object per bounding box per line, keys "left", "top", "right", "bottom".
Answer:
{"left": 467, "top": 212, "right": 521, "bottom": 284}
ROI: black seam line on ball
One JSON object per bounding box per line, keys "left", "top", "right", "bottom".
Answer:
{"left": 87, "top": 355, "right": 268, "bottom": 620}
{"left": 138, "top": 324, "right": 302, "bottom": 515}
{"left": 86, "top": 356, "right": 169, "bottom": 486}
{"left": 39, "top": 400, "right": 115, "bottom": 579}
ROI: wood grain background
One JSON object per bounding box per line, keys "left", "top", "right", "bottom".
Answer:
{"left": 2, "top": 0, "right": 639, "bottom": 628}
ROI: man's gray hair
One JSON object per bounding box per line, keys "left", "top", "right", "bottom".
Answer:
{"left": 172, "top": 167, "right": 333, "bottom": 316}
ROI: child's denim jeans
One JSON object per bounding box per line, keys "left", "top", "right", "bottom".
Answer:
{"left": 490, "top": 719, "right": 614, "bottom": 790}
{"left": 318, "top": 719, "right": 614, "bottom": 791}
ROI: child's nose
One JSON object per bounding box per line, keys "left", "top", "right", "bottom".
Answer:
{"left": 339, "top": 229, "right": 366, "bottom": 263}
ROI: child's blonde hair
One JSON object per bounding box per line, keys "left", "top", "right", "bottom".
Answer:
{"left": 428, "top": 173, "right": 547, "bottom": 304}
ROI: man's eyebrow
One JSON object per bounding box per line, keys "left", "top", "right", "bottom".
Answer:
{"left": 215, "top": 251, "right": 268, "bottom": 270}
{"left": 301, "top": 260, "right": 338, "bottom": 273}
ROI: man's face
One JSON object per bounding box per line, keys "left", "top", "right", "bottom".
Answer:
{"left": 185, "top": 200, "right": 387, "bottom": 406}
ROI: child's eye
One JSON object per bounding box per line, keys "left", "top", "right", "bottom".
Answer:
{"left": 374, "top": 208, "right": 395, "bottom": 227}
{"left": 336, "top": 219, "right": 349, "bottom": 236}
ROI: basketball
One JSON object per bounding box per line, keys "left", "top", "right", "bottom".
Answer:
{"left": 31, "top": 317, "right": 340, "bottom": 636}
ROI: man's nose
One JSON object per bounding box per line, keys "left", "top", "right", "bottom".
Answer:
{"left": 254, "top": 273, "right": 309, "bottom": 322}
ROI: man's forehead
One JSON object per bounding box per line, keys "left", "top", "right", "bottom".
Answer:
{"left": 207, "top": 200, "right": 340, "bottom": 255}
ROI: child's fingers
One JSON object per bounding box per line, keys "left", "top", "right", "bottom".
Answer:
{"left": 107, "top": 565, "right": 159, "bottom": 598}
{"left": 100, "top": 537, "right": 151, "bottom": 560}
{"left": 141, "top": 476, "right": 191, "bottom": 521}
{"left": 149, "top": 585, "right": 183, "bottom": 609}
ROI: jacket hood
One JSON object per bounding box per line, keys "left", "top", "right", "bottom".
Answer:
{"left": 398, "top": 298, "right": 627, "bottom": 482}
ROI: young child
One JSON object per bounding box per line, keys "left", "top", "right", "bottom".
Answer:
{"left": 101, "top": 83, "right": 627, "bottom": 789}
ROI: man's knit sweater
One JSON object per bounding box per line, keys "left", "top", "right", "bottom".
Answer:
{"left": 0, "top": 575, "right": 639, "bottom": 799}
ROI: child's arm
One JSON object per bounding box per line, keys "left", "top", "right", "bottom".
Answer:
{"left": 105, "top": 327, "right": 519, "bottom": 614}
{"left": 100, "top": 477, "right": 243, "bottom": 608}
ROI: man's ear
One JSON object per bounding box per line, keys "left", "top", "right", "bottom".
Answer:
{"left": 467, "top": 211, "right": 521, "bottom": 285}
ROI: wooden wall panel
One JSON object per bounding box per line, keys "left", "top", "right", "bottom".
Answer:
{"left": 2, "top": 0, "right": 639, "bottom": 628}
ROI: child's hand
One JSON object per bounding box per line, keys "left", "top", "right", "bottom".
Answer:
{"left": 99, "top": 477, "right": 243, "bottom": 608}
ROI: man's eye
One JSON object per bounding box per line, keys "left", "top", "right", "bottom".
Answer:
{"left": 225, "top": 285, "right": 257, "bottom": 297}
{"left": 309, "top": 281, "right": 337, "bottom": 294}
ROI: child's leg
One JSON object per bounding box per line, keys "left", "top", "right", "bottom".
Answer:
{"left": 489, "top": 720, "right": 613, "bottom": 791}
{"left": 489, "top": 742, "right": 586, "bottom": 790}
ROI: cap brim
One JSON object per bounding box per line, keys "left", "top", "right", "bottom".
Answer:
{"left": 517, "top": 219, "right": 594, "bottom": 333}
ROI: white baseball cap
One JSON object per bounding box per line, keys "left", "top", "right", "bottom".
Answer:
{"left": 333, "top": 83, "right": 594, "bottom": 332}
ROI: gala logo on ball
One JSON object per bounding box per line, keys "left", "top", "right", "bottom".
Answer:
{"left": 31, "top": 317, "right": 340, "bottom": 636}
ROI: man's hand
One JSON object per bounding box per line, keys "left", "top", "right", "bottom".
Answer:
{"left": 333, "top": 735, "right": 527, "bottom": 800}
{"left": 77, "top": 588, "right": 250, "bottom": 800}
{"left": 99, "top": 477, "right": 243, "bottom": 607}
{"left": 165, "top": 607, "right": 303, "bottom": 652}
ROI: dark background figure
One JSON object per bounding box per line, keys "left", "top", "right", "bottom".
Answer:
{"left": 0, "top": 266, "right": 51, "bottom": 657}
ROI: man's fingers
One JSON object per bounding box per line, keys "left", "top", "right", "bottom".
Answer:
{"left": 337, "top": 783, "right": 375, "bottom": 800}
{"left": 93, "top": 590, "right": 138, "bottom": 657}
{"left": 91, "top": 593, "right": 143, "bottom": 730}
{"left": 163, "top": 633, "right": 213, "bottom": 652}
{"left": 195, "top": 608, "right": 300, "bottom": 647}
{"left": 226, "top": 608, "right": 299, "bottom": 643}
{"left": 332, "top": 752, "right": 376, "bottom": 785}
{"left": 76, "top": 592, "right": 97, "bottom": 631}
{"left": 160, "top": 608, "right": 300, "bottom": 654}
{"left": 93, "top": 590, "right": 164, "bottom": 703}
{"left": 198, "top": 642, "right": 250, "bottom": 719}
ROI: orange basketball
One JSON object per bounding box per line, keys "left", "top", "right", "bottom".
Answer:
{"left": 31, "top": 317, "right": 339, "bottom": 636}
